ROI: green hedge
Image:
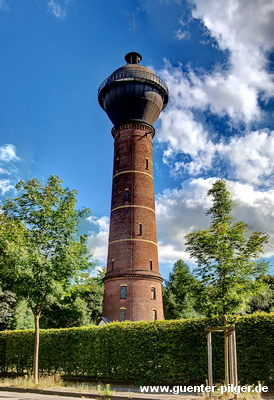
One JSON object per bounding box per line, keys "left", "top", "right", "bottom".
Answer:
{"left": 0, "top": 313, "right": 273, "bottom": 384}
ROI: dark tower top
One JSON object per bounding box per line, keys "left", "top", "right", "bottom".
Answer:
{"left": 98, "top": 52, "right": 169, "bottom": 127}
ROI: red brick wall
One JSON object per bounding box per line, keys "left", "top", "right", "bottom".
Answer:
{"left": 102, "top": 276, "right": 164, "bottom": 321}
{"left": 102, "top": 122, "right": 164, "bottom": 322}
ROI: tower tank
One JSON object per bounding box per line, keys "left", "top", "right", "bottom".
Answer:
{"left": 98, "top": 52, "right": 168, "bottom": 127}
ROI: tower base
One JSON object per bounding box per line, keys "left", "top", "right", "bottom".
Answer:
{"left": 102, "top": 273, "right": 163, "bottom": 322}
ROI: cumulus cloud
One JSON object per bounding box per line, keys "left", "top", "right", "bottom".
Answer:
{"left": 217, "top": 129, "right": 274, "bottom": 186}
{"left": 191, "top": 0, "right": 274, "bottom": 52}
{"left": 156, "top": 178, "right": 274, "bottom": 274}
{"left": 159, "top": 120, "right": 274, "bottom": 186}
{"left": 156, "top": 0, "right": 274, "bottom": 185}
{"left": 0, "top": 144, "right": 19, "bottom": 163}
{"left": 47, "top": 1, "right": 66, "bottom": 19}
{"left": 190, "top": 0, "right": 274, "bottom": 107}
{"left": 86, "top": 216, "right": 109, "bottom": 266}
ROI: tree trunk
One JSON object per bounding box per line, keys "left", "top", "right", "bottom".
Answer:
{"left": 33, "top": 313, "right": 40, "bottom": 384}
{"left": 224, "top": 315, "right": 229, "bottom": 386}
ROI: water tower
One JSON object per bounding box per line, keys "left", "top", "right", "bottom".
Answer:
{"left": 98, "top": 52, "right": 168, "bottom": 321}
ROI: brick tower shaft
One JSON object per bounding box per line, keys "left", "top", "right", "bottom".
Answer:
{"left": 102, "top": 122, "right": 163, "bottom": 321}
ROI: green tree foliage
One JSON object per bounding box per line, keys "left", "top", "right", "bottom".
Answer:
{"left": 185, "top": 180, "right": 269, "bottom": 319}
{"left": 0, "top": 287, "right": 17, "bottom": 330}
{"left": 163, "top": 260, "right": 200, "bottom": 319}
{"left": 10, "top": 268, "right": 104, "bottom": 330}
{"left": 40, "top": 268, "right": 104, "bottom": 328}
{"left": 0, "top": 175, "right": 92, "bottom": 382}
{"left": 12, "top": 299, "right": 35, "bottom": 330}
{"left": 73, "top": 268, "right": 105, "bottom": 325}
{"left": 248, "top": 275, "right": 274, "bottom": 313}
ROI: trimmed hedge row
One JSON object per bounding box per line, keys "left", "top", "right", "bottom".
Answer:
{"left": 0, "top": 313, "right": 273, "bottom": 384}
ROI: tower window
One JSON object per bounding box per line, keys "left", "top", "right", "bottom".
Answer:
{"left": 125, "top": 188, "right": 129, "bottom": 201}
{"left": 150, "top": 260, "right": 153, "bottom": 270}
{"left": 152, "top": 309, "right": 157, "bottom": 321}
{"left": 145, "top": 158, "right": 149, "bottom": 170}
{"left": 138, "top": 223, "right": 142, "bottom": 235}
{"left": 120, "top": 285, "right": 127, "bottom": 299}
{"left": 111, "top": 259, "right": 114, "bottom": 270}
{"left": 151, "top": 286, "right": 156, "bottom": 300}
{"left": 120, "top": 308, "right": 126, "bottom": 322}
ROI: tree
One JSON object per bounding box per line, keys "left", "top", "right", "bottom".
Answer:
{"left": 0, "top": 176, "right": 92, "bottom": 382}
{"left": 185, "top": 180, "right": 269, "bottom": 320}
{"left": 163, "top": 260, "right": 201, "bottom": 319}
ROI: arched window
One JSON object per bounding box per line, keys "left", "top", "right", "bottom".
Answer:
{"left": 120, "top": 308, "right": 126, "bottom": 322}
{"left": 152, "top": 309, "right": 157, "bottom": 321}
{"left": 151, "top": 286, "right": 156, "bottom": 300}
{"left": 138, "top": 223, "right": 142, "bottom": 235}
{"left": 120, "top": 285, "right": 127, "bottom": 299}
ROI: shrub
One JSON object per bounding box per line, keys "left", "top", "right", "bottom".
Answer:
{"left": 0, "top": 313, "right": 273, "bottom": 384}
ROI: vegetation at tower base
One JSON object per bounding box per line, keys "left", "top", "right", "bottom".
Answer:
{"left": 38, "top": 269, "right": 104, "bottom": 329}
{"left": 0, "top": 176, "right": 93, "bottom": 383}
{"left": 185, "top": 179, "right": 270, "bottom": 320}
{"left": 6, "top": 268, "right": 104, "bottom": 330}
{"left": 247, "top": 274, "right": 274, "bottom": 314}
{"left": 163, "top": 260, "right": 201, "bottom": 319}
{"left": 0, "top": 315, "right": 273, "bottom": 384}
{"left": 0, "top": 288, "right": 17, "bottom": 330}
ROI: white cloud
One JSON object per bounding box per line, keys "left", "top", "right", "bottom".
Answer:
{"left": 0, "top": 144, "right": 19, "bottom": 162}
{"left": 0, "top": 179, "right": 14, "bottom": 194}
{"left": 158, "top": 107, "right": 215, "bottom": 176}
{"left": 191, "top": 0, "right": 274, "bottom": 52}
{"left": 156, "top": 0, "right": 274, "bottom": 182}
{"left": 217, "top": 129, "right": 274, "bottom": 186}
{"left": 159, "top": 120, "right": 274, "bottom": 186}
{"left": 175, "top": 28, "right": 190, "bottom": 40}
{"left": 156, "top": 178, "right": 274, "bottom": 273}
{"left": 47, "top": 1, "right": 66, "bottom": 19}
{"left": 0, "top": 144, "right": 20, "bottom": 195}
{"left": 188, "top": 0, "right": 274, "bottom": 120}
{"left": 87, "top": 216, "right": 109, "bottom": 266}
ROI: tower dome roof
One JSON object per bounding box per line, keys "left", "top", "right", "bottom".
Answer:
{"left": 98, "top": 52, "right": 169, "bottom": 127}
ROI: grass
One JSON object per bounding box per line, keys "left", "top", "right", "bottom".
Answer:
{"left": 0, "top": 375, "right": 113, "bottom": 395}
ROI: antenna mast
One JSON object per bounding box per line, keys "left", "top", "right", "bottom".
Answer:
{"left": 132, "top": 12, "right": 135, "bottom": 52}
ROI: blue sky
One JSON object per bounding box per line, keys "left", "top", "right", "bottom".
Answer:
{"left": 1, "top": 0, "right": 274, "bottom": 279}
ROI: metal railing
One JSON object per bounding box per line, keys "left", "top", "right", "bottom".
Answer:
{"left": 98, "top": 69, "right": 169, "bottom": 96}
